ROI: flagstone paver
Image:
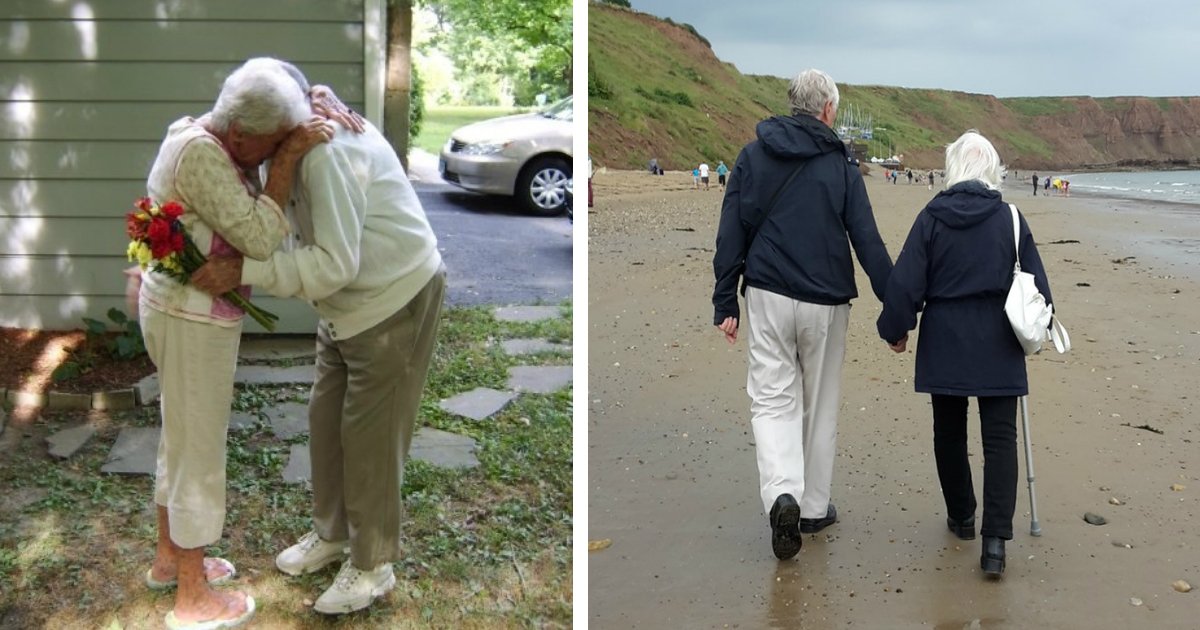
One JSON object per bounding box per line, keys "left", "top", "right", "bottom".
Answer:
{"left": 135, "top": 373, "right": 160, "bottom": 406}
{"left": 500, "top": 338, "right": 570, "bottom": 356}
{"left": 493, "top": 305, "right": 562, "bottom": 322}
{"left": 281, "top": 444, "right": 311, "bottom": 484}
{"left": 506, "top": 366, "right": 573, "bottom": 394}
{"left": 238, "top": 337, "right": 317, "bottom": 361}
{"left": 234, "top": 364, "right": 316, "bottom": 386}
{"left": 409, "top": 428, "right": 480, "bottom": 469}
{"left": 101, "top": 427, "right": 160, "bottom": 475}
{"left": 440, "top": 387, "right": 518, "bottom": 421}
{"left": 46, "top": 424, "right": 96, "bottom": 459}
{"left": 266, "top": 402, "right": 310, "bottom": 439}
{"left": 230, "top": 410, "right": 260, "bottom": 431}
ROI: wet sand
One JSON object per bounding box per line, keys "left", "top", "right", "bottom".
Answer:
{"left": 587, "top": 170, "right": 1199, "bottom": 628}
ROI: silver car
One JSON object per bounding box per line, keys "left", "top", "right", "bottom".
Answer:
{"left": 439, "top": 97, "right": 573, "bottom": 216}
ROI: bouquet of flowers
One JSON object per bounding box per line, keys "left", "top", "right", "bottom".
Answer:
{"left": 125, "top": 197, "right": 279, "bottom": 331}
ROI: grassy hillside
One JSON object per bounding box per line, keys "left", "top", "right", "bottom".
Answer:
{"left": 587, "top": 2, "right": 1200, "bottom": 171}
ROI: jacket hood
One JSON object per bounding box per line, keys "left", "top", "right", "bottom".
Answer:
{"left": 756, "top": 114, "right": 845, "bottom": 160}
{"left": 925, "top": 180, "right": 1005, "bottom": 229}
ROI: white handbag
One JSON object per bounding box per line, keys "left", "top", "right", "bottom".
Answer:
{"left": 1004, "top": 204, "right": 1070, "bottom": 355}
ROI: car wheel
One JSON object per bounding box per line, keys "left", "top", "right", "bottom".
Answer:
{"left": 518, "top": 157, "right": 571, "bottom": 216}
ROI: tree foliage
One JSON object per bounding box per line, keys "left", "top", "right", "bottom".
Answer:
{"left": 418, "top": 0, "right": 571, "bottom": 106}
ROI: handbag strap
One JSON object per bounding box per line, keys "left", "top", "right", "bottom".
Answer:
{"left": 1008, "top": 203, "right": 1022, "bottom": 273}
{"left": 747, "top": 158, "right": 811, "bottom": 249}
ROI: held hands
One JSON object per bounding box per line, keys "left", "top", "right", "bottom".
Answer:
{"left": 191, "top": 255, "right": 244, "bottom": 296}
{"left": 309, "top": 84, "right": 366, "bottom": 134}
{"left": 717, "top": 316, "right": 739, "bottom": 345}
{"left": 888, "top": 334, "right": 908, "bottom": 353}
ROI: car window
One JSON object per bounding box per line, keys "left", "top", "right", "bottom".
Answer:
{"left": 542, "top": 97, "right": 573, "bottom": 122}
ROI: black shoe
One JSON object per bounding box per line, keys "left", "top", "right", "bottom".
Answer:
{"left": 799, "top": 503, "right": 837, "bottom": 534}
{"left": 769, "top": 494, "right": 802, "bottom": 560}
{"left": 947, "top": 515, "right": 976, "bottom": 540}
{"left": 981, "top": 536, "right": 1006, "bottom": 577}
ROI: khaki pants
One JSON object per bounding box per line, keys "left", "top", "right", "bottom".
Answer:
{"left": 308, "top": 268, "right": 446, "bottom": 568}
{"left": 141, "top": 305, "right": 241, "bottom": 549}
{"left": 745, "top": 287, "right": 849, "bottom": 519}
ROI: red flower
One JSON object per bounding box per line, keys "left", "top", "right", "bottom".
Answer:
{"left": 125, "top": 212, "right": 148, "bottom": 239}
{"left": 135, "top": 197, "right": 153, "bottom": 212}
{"left": 147, "top": 216, "right": 171, "bottom": 244}
{"left": 171, "top": 231, "right": 184, "bottom": 252}
{"left": 161, "top": 201, "right": 185, "bottom": 219}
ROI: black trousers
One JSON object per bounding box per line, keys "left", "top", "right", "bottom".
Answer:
{"left": 931, "top": 395, "right": 1018, "bottom": 540}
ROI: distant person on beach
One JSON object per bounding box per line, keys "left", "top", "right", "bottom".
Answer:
{"left": 711, "top": 68, "right": 893, "bottom": 561}
{"left": 928, "top": 170, "right": 935, "bottom": 190}
{"left": 699, "top": 161, "right": 710, "bottom": 190}
{"left": 692, "top": 167, "right": 700, "bottom": 189}
{"left": 648, "top": 158, "right": 664, "bottom": 175}
{"left": 1032, "top": 173, "right": 1039, "bottom": 196}
{"left": 907, "top": 169, "right": 914, "bottom": 184}
{"left": 1044, "top": 177, "right": 1051, "bottom": 192}
{"left": 588, "top": 155, "right": 594, "bottom": 208}
{"left": 716, "top": 160, "right": 729, "bottom": 190}
{"left": 877, "top": 130, "right": 1055, "bottom": 579}
{"left": 1063, "top": 179, "right": 1069, "bottom": 197}
{"left": 892, "top": 170, "right": 898, "bottom": 184}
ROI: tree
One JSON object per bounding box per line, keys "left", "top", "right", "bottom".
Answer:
{"left": 420, "top": 0, "right": 571, "bottom": 104}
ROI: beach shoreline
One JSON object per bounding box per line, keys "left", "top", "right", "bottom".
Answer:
{"left": 587, "top": 169, "right": 1199, "bottom": 628}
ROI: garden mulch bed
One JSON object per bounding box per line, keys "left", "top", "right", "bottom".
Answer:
{"left": 0, "top": 328, "right": 155, "bottom": 396}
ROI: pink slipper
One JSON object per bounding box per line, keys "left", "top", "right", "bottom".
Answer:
{"left": 164, "top": 593, "right": 256, "bottom": 629}
{"left": 146, "top": 557, "right": 236, "bottom": 590}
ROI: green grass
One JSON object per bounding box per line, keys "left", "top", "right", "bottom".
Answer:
{"left": 0, "top": 303, "right": 572, "bottom": 629}
{"left": 412, "top": 106, "right": 534, "bottom": 155}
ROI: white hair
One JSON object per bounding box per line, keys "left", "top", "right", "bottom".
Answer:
{"left": 788, "top": 69, "right": 840, "bottom": 117}
{"left": 942, "top": 130, "right": 1003, "bottom": 190}
{"left": 210, "top": 57, "right": 310, "bottom": 134}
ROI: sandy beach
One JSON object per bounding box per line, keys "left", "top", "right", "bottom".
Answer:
{"left": 586, "top": 168, "right": 1199, "bottom": 628}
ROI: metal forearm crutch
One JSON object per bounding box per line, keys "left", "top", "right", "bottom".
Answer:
{"left": 1019, "top": 395, "right": 1042, "bottom": 536}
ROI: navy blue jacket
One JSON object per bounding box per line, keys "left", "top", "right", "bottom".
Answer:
{"left": 712, "top": 114, "right": 892, "bottom": 324}
{"left": 877, "top": 181, "right": 1054, "bottom": 396}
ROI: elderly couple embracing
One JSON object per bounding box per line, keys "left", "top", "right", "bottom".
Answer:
{"left": 712, "top": 69, "right": 1055, "bottom": 579}
{"left": 135, "top": 57, "right": 445, "bottom": 628}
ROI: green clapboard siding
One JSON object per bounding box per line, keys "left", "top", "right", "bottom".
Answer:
{"left": 0, "top": 101, "right": 365, "bottom": 142}
{"left": 0, "top": 0, "right": 371, "bottom": 330}
{"left": 0, "top": 0, "right": 364, "bottom": 22}
{"left": 0, "top": 61, "right": 364, "bottom": 101}
{"left": 0, "top": 294, "right": 319, "bottom": 332}
{"left": 0, "top": 180, "right": 152, "bottom": 218}
{"left": 0, "top": 217, "right": 128, "bottom": 256}
{"left": 0, "top": 21, "right": 362, "bottom": 62}
{"left": 0, "top": 141, "right": 160, "bottom": 180}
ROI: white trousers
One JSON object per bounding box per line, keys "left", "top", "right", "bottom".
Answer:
{"left": 745, "top": 287, "right": 849, "bottom": 518}
{"left": 141, "top": 305, "right": 241, "bottom": 549}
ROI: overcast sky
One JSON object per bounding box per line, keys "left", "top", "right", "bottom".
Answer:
{"left": 624, "top": 0, "right": 1200, "bottom": 97}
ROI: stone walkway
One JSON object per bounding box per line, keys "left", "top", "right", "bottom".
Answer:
{"left": 48, "top": 305, "right": 571, "bottom": 483}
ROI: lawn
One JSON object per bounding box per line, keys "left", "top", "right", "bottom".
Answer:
{"left": 412, "top": 106, "right": 534, "bottom": 155}
{"left": 0, "top": 303, "right": 573, "bottom": 629}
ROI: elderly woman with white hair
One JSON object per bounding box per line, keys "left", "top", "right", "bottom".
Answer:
{"left": 877, "top": 130, "right": 1053, "bottom": 579}
{"left": 138, "top": 58, "right": 334, "bottom": 629}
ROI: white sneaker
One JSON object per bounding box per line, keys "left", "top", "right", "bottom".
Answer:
{"left": 313, "top": 560, "right": 396, "bottom": 615}
{"left": 275, "top": 532, "right": 348, "bottom": 576}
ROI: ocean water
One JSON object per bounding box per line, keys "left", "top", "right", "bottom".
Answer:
{"left": 1030, "top": 170, "right": 1200, "bottom": 205}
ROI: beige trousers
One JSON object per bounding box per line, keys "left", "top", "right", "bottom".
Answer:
{"left": 745, "top": 286, "right": 849, "bottom": 519}
{"left": 308, "top": 268, "right": 446, "bottom": 568}
{"left": 141, "top": 305, "right": 241, "bottom": 549}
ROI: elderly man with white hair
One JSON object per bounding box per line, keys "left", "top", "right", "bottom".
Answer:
{"left": 138, "top": 58, "right": 333, "bottom": 629}
{"left": 878, "top": 131, "right": 1054, "bottom": 578}
{"left": 711, "top": 68, "right": 893, "bottom": 560}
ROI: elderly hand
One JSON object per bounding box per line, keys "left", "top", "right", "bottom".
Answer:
{"left": 717, "top": 316, "right": 739, "bottom": 345}
{"left": 278, "top": 117, "right": 335, "bottom": 162}
{"left": 309, "top": 84, "right": 366, "bottom": 134}
{"left": 888, "top": 334, "right": 908, "bottom": 353}
{"left": 123, "top": 266, "right": 142, "bottom": 317}
{"left": 191, "top": 255, "right": 244, "bottom": 296}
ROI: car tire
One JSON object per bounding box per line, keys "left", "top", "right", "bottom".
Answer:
{"left": 517, "top": 157, "right": 571, "bottom": 216}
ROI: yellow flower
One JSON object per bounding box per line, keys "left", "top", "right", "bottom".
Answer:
{"left": 135, "top": 242, "right": 154, "bottom": 267}
{"left": 126, "top": 240, "right": 139, "bottom": 262}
